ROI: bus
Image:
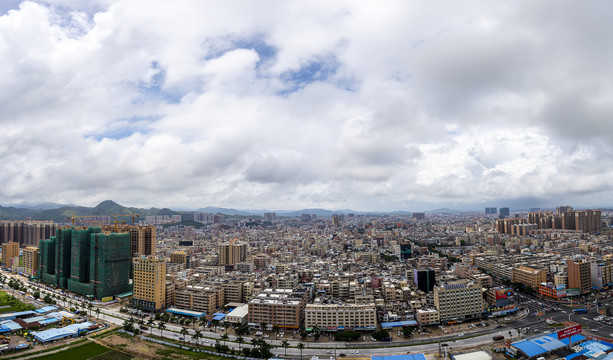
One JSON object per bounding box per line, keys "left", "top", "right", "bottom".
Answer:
{"left": 573, "top": 308, "right": 588, "bottom": 314}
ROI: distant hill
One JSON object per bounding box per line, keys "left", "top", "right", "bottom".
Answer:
{"left": 196, "top": 207, "right": 253, "bottom": 216}
{"left": 0, "top": 200, "right": 180, "bottom": 223}
{"left": 0, "top": 200, "right": 430, "bottom": 222}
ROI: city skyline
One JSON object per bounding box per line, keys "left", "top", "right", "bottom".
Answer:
{"left": 2, "top": 1, "right": 613, "bottom": 211}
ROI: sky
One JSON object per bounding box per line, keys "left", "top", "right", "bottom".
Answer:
{"left": 1, "top": 1, "right": 613, "bottom": 212}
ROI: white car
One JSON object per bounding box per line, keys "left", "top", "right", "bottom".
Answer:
{"left": 351, "top": 350, "right": 359, "bottom": 354}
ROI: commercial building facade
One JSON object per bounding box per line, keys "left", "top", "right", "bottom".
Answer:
{"left": 512, "top": 266, "right": 547, "bottom": 290}
{"left": 132, "top": 255, "right": 167, "bottom": 310}
{"left": 567, "top": 259, "right": 591, "bottom": 295}
{"left": 434, "top": 280, "right": 484, "bottom": 323}
{"left": 248, "top": 291, "right": 305, "bottom": 330}
{"left": 304, "top": 303, "right": 377, "bottom": 330}
{"left": 23, "top": 246, "right": 39, "bottom": 277}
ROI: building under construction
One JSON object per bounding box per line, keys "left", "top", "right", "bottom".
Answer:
{"left": 101, "top": 224, "right": 156, "bottom": 258}
{"left": 38, "top": 227, "right": 131, "bottom": 299}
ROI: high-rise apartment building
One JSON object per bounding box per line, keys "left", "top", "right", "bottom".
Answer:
{"left": 525, "top": 209, "right": 601, "bottom": 233}
{"left": 1, "top": 241, "right": 19, "bottom": 267}
{"left": 132, "top": 255, "right": 166, "bottom": 310}
{"left": 485, "top": 207, "right": 497, "bottom": 215}
{"left": 0, "top": 221, "right": 58, "bottom": 247}
{"left": 23, "top": 246, "right": 39, "bottom": 277}
{"left": 413, "top": 212, "right": 425, "bottom": 220}
{"left": 264, "top": 212, "right": 276, "bottom": 221}
{"left": 218, "top": 239, "right": 247, "bottom": 268}
{"left": 567, "top": 259, "right": 592, "bottom": 295}
{"left": 556, "top": 205, "right": 573, "bottom": 215}
{"left": 434, "top": 280, "right": 484, "bottom": 323}
{"left": 499, "top": 207, "right": 510, "bottom": 218}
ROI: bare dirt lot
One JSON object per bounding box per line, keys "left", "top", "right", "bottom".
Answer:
{"left": 98, "top": 334, "right": 168, "bottom": 359}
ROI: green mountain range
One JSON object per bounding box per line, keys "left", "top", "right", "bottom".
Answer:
{"left": 0, "top": 200, "right": 181, "bottom": 223}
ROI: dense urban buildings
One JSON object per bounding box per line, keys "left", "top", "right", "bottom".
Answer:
{"left": 1, "top": 203, "right": 611, "bottom": 337}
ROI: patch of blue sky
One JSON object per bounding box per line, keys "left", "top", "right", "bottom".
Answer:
{"left": 0, "top": 0, "right": 21, "bottom": 16}
{"left": 89, "top": 116, "right": 158, "bottom": 141}
{"left": 276, "top": 55, "right": 341, "bottom": 95}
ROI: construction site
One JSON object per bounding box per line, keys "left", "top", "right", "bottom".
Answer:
{"left": 38, "top": 226, "right": 132, "bottom": 300}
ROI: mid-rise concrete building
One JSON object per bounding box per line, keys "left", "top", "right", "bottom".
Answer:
{"left": 567, "top": 259, "right": 591, "bottom": 295}
{"left": 175, "top": 285, "right": 224, "bottom": 314}
{"left": 512, "top": 266, "right": 547, "bottom": 290}
{"left": 248, "top": 291, "right": 305, "bottom": 330}
{"left": 170, "top": 250, "right": 189, "bottom": 268}
{"left": 591, "top": 261, "right": 613, "bottom": 289}
{"left": 416, "top": 308, "right": 440, "bottom": 326}
{"left": 1, "top": 241, "right": 19, "bottom": 267}
{"left": 434, "top": 280, "right": 484, "bottom": 323}
{"left": 305, "top": 303, "right": 376, "bottom": 330}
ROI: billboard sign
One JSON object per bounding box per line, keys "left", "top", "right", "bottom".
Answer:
{"left": 558, "top": 324, "right": 581, "bottom": 340}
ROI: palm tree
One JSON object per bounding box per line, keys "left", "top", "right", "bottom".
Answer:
{"left": 260, "top": 322, "right": 268, "bottom": 332}
{"left": 221, "top": 333, "right": 229, "bottom": 345}
{"left": 137, "top": 318, "right": 145, "bottom": 332}
{"left": 180, "top": 326, "right": 189, "bottom": 343}
{"left": 194, "top": 329, "right": 203, "bottom": 346}
{"left": 95, "top": 307, "right": 100, "bottom": 319}
{"left": 147, "top": 318, "right": 155, "bottom": 334}
{"left": 298, "top": 342, "right": 305, "bottom": 359}
{"left": 191, "top": 317, "right": 197, "bottom": 329}
{"left": 273, "top": 324, "right": 280, "bottom": 339}
{"left": 158, "top": 321, "right": 166, "bottom": 337}
{"left": 237, "top": 336, "right": 244, "bottom": 351}
{"left": 199, "top": 317, "right": 207, "bottom": 329}
{"left": 282, "top": 340, "right": 289, "bottom": 356}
